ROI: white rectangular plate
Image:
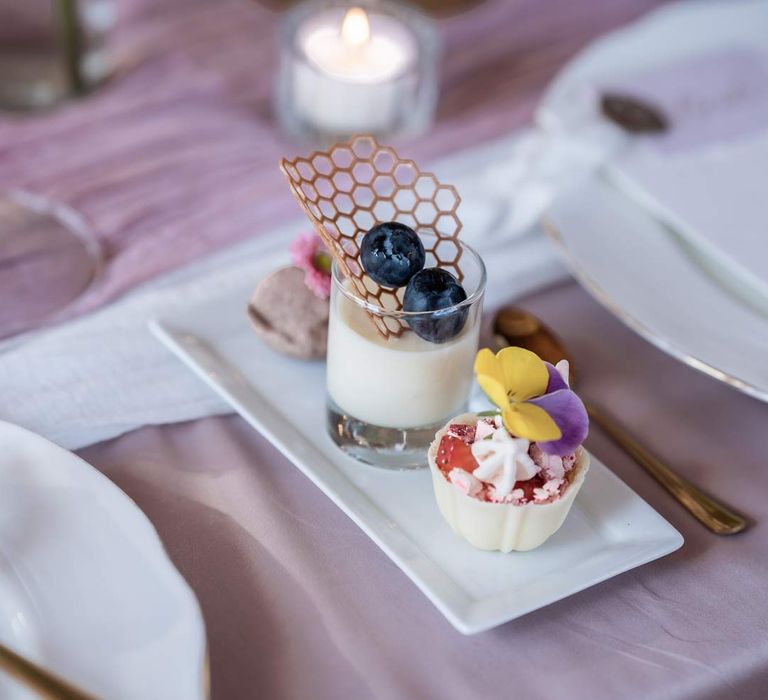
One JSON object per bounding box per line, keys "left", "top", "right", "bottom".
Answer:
{"left": 150, "top": 286, "right": 683, "bottom": 634}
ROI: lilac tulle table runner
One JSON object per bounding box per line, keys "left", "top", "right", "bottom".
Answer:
{"left": 0, "top": 0, "right": 662, "bottom": 317}
{"left": 15, "top": 2, "right": 768, "bottom": 700}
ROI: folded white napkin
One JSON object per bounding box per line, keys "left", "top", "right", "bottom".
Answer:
{"left": 0, "top": 133, "right": 575, "bottom": 450}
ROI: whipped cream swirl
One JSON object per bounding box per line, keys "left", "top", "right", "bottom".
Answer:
{"left": 471, "top": 427, "right": 537, "bottom": 498}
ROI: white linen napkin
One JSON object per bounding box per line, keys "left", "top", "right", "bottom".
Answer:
{"left": 0, "top": 133, "right": 575, "bottom": 450}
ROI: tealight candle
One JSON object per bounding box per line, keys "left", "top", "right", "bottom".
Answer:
{"left": 278, "top": 1, "right": 438, "bottom": 139}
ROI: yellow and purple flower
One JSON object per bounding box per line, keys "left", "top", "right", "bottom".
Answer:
{"left": 474, "top": 347, "right": 588, "bottom": 456}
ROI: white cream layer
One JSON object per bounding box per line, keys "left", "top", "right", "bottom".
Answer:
{"left": 326, "top": 287, "right": 479, "bottom": 429}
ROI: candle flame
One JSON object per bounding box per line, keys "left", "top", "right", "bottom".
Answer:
{"left": 341, "top": 7, "right": 370, "bottom": 48}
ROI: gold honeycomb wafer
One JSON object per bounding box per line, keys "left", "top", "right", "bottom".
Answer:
{"left": 280, "top": 135, "right": 464, "bottom": 338}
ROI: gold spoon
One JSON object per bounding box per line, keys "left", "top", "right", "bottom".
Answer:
{"left": 493, "top": 305, "right": 748, "bottom": 535}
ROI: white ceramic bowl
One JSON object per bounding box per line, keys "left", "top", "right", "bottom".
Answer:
{"left": 428, "top": 413, "right": 590, "bottom": 552}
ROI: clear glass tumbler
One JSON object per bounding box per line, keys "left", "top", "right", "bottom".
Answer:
{"left": 326, "top": 238, "right": 486, "bottom": 469}
{"left": 0, "top": 190, "right": 102, "bottom": 341}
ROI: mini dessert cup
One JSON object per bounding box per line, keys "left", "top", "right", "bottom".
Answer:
{"left": 326, "top": 238, "right": 486, "bottom": 469}
{"left": 428, "top": 414, "right": 590, "bottom": 552}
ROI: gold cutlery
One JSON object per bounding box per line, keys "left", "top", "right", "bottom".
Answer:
{"left": 0, "top": 641, "right": 99, "bottom": 700}
{"left": 493, "top": 305, "right": 747, "bottom": 535}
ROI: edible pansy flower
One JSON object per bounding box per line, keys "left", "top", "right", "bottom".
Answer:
{"left": 474, "top": 347, "right": 562, "bottom": 442}
{"left": 290, "top": 232, "right": 332, "bottom": 299}
{"left": 474, "top": 349, "right": 588, "bottom": 455}
{"left": 531, "top": 359, "right": 589, "bottom": 456}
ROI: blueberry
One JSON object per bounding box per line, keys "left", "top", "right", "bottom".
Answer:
{"left": 403, "top": 268, "right": 468, "bottom": 343}
{"left": 360, "top": 222, "right": 425, "bottom": 288}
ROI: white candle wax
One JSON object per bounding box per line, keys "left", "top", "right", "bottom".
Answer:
{"left": 291, "top": 6, "right": 418, "bottom": 134}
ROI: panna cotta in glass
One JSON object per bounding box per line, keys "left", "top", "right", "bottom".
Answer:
{"left": 326, "top": 234, "right": 486, "bottom": 469}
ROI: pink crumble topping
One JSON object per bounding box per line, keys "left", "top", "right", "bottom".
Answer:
{"left": 487, "top": 486, "right": 526, "bottom": 505}
{"left": 440, "top": 422, "right": 580, "bottom": 505}
{"left": 533, "top": 478, "right": 564, "bottom": 503}
{"left": 475, "top": 419, "right": 496, "bottom": 441}
{"left": 448, "top": 468, "right": 483, "bottom": 497}
{"left": 529, "top": 444, "right": 576, "bottom": 481}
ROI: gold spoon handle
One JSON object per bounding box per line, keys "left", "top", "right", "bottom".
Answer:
{"left": 586, "top": 402, "right": 747, "bottom": 535}
{"left": 0, "top": 642, "right": 100, "bottom": 700}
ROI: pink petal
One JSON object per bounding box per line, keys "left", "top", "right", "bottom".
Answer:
{"left": 290, "top": 232, "right": 320, "bottom": 272}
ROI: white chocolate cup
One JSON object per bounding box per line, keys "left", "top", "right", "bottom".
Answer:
{"left": 428, "top": 413, "right": 590, "bottom": 552}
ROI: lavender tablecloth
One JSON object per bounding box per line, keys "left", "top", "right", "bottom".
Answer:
{"left": 12, "top": 0, "right": 768, "bottom": 698}
{"left": 80, "top": 282, "right": 768, "bottom": 700}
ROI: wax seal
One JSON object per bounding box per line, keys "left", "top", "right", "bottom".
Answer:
{"left": 600, "top": 93, "right": 668, "bottom": 133}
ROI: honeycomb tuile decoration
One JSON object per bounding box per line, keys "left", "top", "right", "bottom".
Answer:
{"left": 280, "top": 135, "right": 464, "bottom": 339}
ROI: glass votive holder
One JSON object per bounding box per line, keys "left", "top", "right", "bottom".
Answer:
{"left": 326, "top": 237, "right": 486, "bottom": 470}
{"left": 276, "top": 0, "right": 439, "bottom": 142}
{"left": 0, "top": 0, "right": 116, "bottom": 111}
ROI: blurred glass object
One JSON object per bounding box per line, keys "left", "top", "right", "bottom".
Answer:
{"left": 0, "top": 0, "right": 116, "bottom": 111}
{"left": 277, "top": 1, "right": 439, "bottom": 143}
{"left": 0, "top": 3, "right": 111, "bottom": 339}
{"left": 0, "top": 191, "right": 102, "bottom": 340}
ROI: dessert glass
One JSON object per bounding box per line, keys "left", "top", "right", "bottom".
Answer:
{"left": 326, "top": 237, "right": 486, "bottom": 469}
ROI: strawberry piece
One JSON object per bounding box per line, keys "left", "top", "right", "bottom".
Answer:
{"left": 446, "top": 424, "right": 476, "bottom": 444}
{"left": 436, "top": 434, "right": 478, "bottom": 475}
{"left": 514, "top": 474, "right": 547, "bottom": 502}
